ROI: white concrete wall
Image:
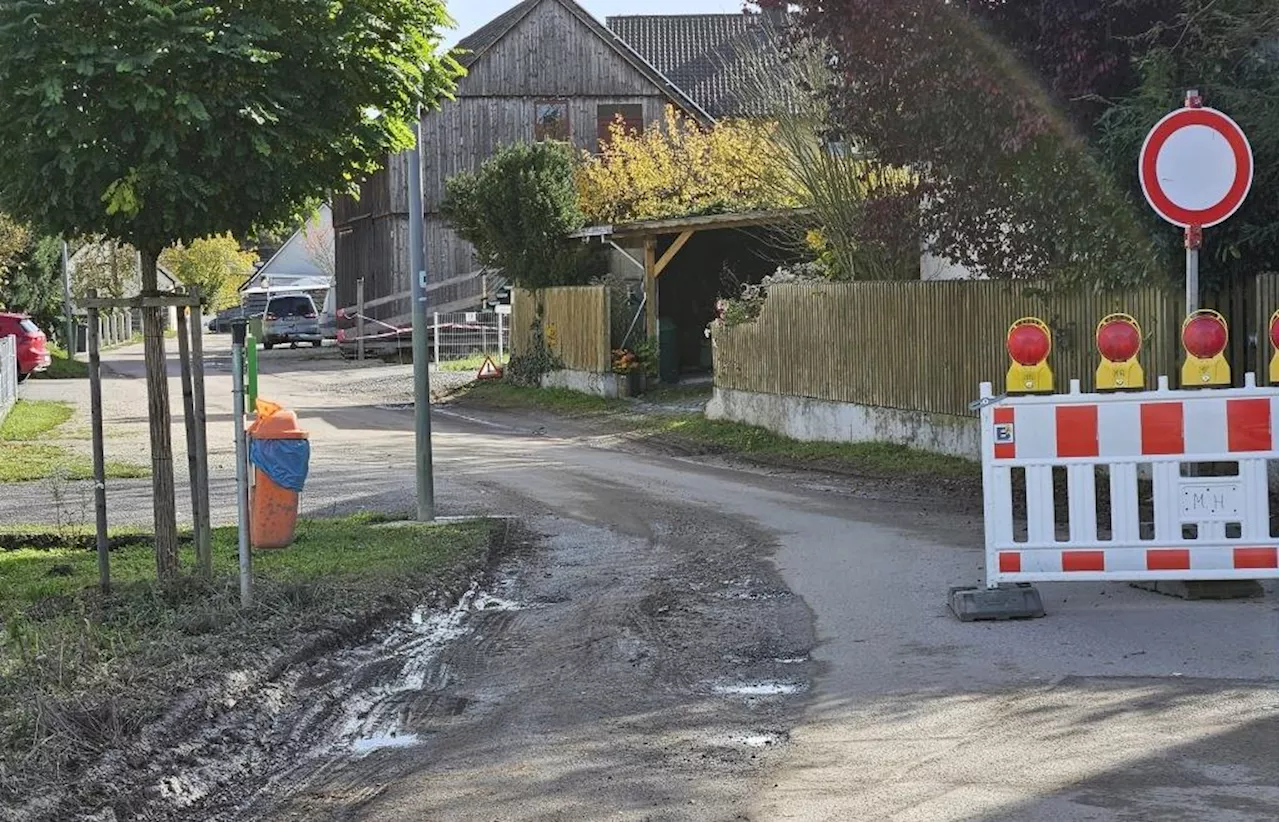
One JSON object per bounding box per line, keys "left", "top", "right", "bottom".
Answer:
{"left": 540, "top": 369, "right": 622, "bottom": 398}
{"left": 705, "top": 386, "right": 980, "bottom": 460}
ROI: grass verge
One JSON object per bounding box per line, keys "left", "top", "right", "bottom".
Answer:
{"left": 0, "top": 400, "right": 73, "bottom": 441}
{"left": 460, "top": 381, "right": 625, "bottom": 415}
{"left": 0, "top": 400, "right": 148, "bottom": 483}
{"left": 458, "top": 381, "right": 978, "bottom": 481}
{"left": 31, "top": 345, "right": 87, "bottom": 380}
{"left": 647, "top": 416, "right": 978, "bottom": 479}
{"left": 436, "top": 353, "right": 507, "bottom": 373}
{"left": 0, "top": 514, "right": 502, "bottom": 803}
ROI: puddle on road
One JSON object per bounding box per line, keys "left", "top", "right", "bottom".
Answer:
{"left": 337, "top": 579, "right": 524, "bottom": 751}
{"left": 711, "top": 680, "right": 806, "bottom": 696}
{"left": 352, "top": 731, "right": 422, "bottom": 755}
{"left": 734, "top": 732, "right": 785, "bottom": 747}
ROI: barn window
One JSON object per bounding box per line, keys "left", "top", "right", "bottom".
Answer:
{"left": 534, "top": 100, "right": 569, "bottom": 142}
{"left": 596, "top": 104, "right": 644, "bottom": 149}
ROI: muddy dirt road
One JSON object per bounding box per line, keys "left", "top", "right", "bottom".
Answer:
{"left": 13, "top": 340, "right": 1279, "bottom": 821}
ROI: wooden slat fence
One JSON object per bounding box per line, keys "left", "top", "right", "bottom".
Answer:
{"left": 511, "top": 285, "right": 612, "bottom": 374}
{"left": 713, "top": 277, "right": 1274, "bottom": 419}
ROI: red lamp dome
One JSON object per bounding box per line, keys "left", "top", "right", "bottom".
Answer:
{"left": 1007, "top": 323, "right": 1050, "bottom": 366}
{"left": 1182, "top": 313, "right": 1228, "bottom": 359}
{"left": 1096, "top": 317, "right": 1141, "bottom": 362}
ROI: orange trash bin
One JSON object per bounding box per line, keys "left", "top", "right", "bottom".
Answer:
{"left": 247, "top": 401, "right": 309, "bottom": 549}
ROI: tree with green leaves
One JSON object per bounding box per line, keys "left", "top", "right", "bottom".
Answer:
{"left": 1095, "top": 0, "right": 1277, "bottom": 290}
{"left": 161, "top": 234, "right": 259, "bottom": 312}
{"left": 0, "top": 0, "right": 460, "bottom": 579}
{"left": 442, "top": 142, "right": 600, "bottom": 290}
{"left": 762, "top": 0, "right": 1167, "bottom": 289}
{"left": 0, "top": 213, "right": 32, "bottom": 288}
{"left": 0, "top": 216, "right": 61, "bottom": 333}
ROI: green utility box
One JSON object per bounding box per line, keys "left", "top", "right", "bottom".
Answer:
{"left": 658, "top": 317, "right": 679, "bottom": 383}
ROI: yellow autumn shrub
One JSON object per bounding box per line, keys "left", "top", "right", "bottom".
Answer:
{"left": 576, "top": 106, "right": 799, "bottom": 224}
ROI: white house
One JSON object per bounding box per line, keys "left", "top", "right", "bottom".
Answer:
{"left": 240, "top": 204, "right": 334, "bottom": 295}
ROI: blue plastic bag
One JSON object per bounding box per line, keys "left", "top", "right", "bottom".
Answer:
{"left": 250, "top": 438, "right": 311, "bottom": 492}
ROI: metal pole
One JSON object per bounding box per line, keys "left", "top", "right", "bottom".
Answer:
{"left": 1184, "top": 89, "right": 1202, "bottom": 316}
{"left": 1185, "top": 230, "right": 1200, "bottom": 313}
{"left": 62, "top": 240, "right": 74, "bottom": 353}
{"left": 231, "top": 322, "right": 253, "bottom": 607}
{"left": 433, "top": 312, "right": 440, "bottom": 364}
{"left": 86, "top": 292, "right": 110, "bottom": 593}
{"left": 407, "top": 111, "right": 436, "bottom": 521}
{"left": 246, "top": 332, "right": 259, "bottom": 412}
{"left": 497, "top": 310, "right": 505, "bottom": 361}
{"left": 356, "top": 278, "right": 366, "bottom": 362}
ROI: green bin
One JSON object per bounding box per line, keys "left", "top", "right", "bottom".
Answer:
{"left": 658, "top": 317, "right": 679, "bottom": 383}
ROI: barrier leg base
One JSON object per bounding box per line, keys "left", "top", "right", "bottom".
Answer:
{"left": 1130, "top": 580, "right": 1264, "bottom": 600}
{"left": 948, "top": 584, "right": 1045, "bottom": 622}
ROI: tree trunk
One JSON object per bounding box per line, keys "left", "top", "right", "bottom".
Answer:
{"left": 141, "top": 248, "right": 179, "bottom": 579}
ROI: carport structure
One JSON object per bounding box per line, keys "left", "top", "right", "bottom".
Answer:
{"left": 570, "top": 208, "right": 812, "bottom": 372}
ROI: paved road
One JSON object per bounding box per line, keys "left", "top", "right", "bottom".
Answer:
{"left": 12, "top": 339, "right": 1279, "bottom": 821}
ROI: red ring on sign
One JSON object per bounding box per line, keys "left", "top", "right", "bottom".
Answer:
{"left": 1139, "top": 107, "right": 1252, "bottom": 228}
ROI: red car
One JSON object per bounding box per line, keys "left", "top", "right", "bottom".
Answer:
{"left": 0, "top": 312, "right": 52, "bottom": 382}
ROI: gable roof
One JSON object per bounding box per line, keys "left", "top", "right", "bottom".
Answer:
{"left": 453, "top": 0, "right": 541, "bottom": 69}
{"left": 451, "top": 0, "right": 713, "bottom": 124}
{"left": 606, "top": 13, "right": 779, "bottom": 118}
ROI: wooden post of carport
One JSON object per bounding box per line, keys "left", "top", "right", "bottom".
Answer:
{"left": 642, "top": 229, "right": 694, "bottom": 378}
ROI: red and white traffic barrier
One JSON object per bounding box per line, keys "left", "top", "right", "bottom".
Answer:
{"left": 979, "top": 374, "right": 1277, "bottom": 585}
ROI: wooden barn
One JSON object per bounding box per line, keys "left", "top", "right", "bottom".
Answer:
{"left": 331, "top": 0, "right": 721, "bottom": 336}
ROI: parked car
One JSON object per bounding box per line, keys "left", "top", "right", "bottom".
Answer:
{"left": 262, "top": 294, "right": 321, "bottom": 349}
{"left": 0, "top": 312, "right": 52, "bottom": 382}
{"left": 207, "top": 305, "right": 257, "bottom": 333}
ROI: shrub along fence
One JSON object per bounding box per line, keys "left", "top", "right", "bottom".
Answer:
{"left": 709, "top": 275, "right": 1276, "bottom": 457}
{"left": 511, "top": 285, "right": 612, "bottom": 376}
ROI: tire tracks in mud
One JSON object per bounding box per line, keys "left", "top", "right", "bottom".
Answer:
{"left": 186, "top": 492, "right": 816, "bottom": 821}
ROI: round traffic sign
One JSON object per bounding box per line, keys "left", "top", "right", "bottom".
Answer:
{"left": 1139, "top": 106, "right": 1252, "bottom": 228}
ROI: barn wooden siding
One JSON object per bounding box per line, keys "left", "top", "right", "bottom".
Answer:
{"left": 712, "top": 277, "right": 1276, "bottom": 419}
{"left": 511, "top": 286, "right": 612, "bottom": 374}
{"left": 334, "top": 0, "right": 680, "bottom": 330}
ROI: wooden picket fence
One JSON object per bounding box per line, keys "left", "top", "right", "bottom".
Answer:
{"left": 713, "top": 275, "right": 1277, "bottom": 418}
{"left": 511, "top": 285, "right": 612, "bottom": 374}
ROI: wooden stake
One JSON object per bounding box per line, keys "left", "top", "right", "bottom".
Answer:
{"left": 189, "top": 288, "right": 212, "bottom": 577}
{"left": 86, "top": 292, "right": 111, "bottom": 593}
{"left": 140, "top": 250, "right": 179, "bottom": 579}
{"left": 176, "top": 302, "right": 203, "bottom": 574}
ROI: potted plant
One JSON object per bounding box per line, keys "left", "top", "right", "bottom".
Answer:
{"left": 612, "top": 347, "right": 642, "bottom": 396}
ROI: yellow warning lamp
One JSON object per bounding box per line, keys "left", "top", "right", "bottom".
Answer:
{"left": 1094, "top": 313, "right": 1144, "bottom": 391}
{"left": 1268, "top": 311, "right": 1278, "bottom": 384}
{"left": 1005, "top": 317, "right": 1053, "bottom": 394}
{"left": 1180, "top": 309, "right": 1230, "bottom": 387}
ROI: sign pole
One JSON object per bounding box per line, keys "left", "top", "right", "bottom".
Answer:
{"left": 407, "top": 107, "right": 436, "bottom": 521}
{"left": 1185, "top": 225, "right": 1200, "bottom": 313}
{"left": 1182, "top": 89, "right": 1202, "bottom": 314}
{"left": 231, "top": 322, "right": 253, "bottom": 607}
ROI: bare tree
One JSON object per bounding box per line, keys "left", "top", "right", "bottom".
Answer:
{"left": 300, "top": 214, "right": 335, "bottom": 279}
